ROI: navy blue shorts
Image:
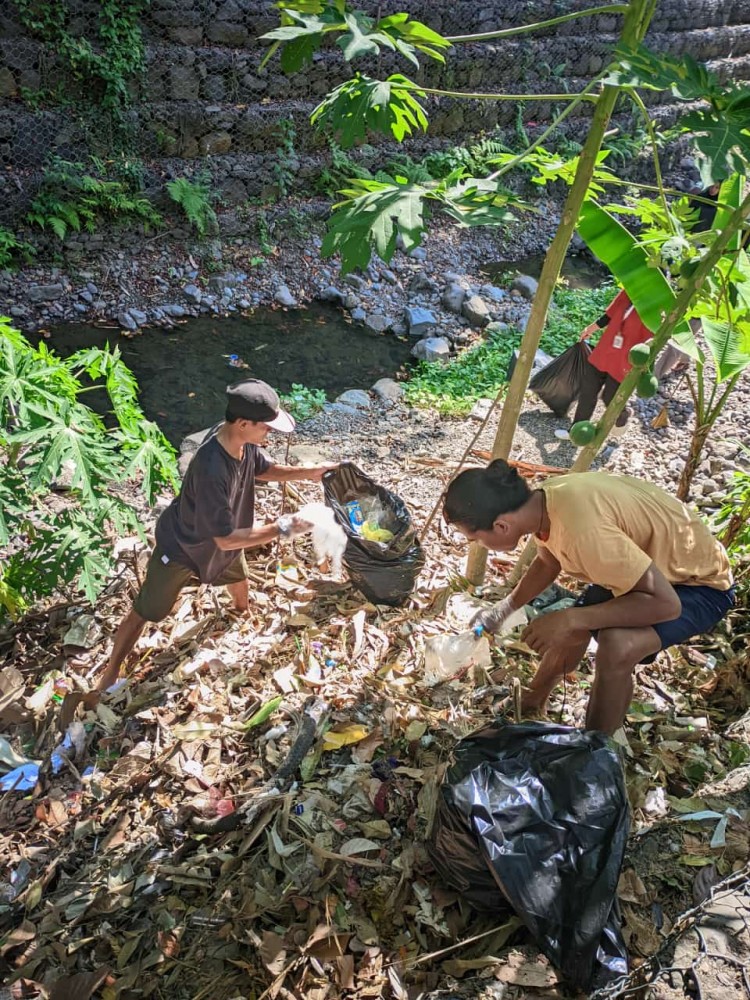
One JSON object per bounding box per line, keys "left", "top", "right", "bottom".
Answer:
{"left": 576, "top": 583, "right": 735, "bottom": 664}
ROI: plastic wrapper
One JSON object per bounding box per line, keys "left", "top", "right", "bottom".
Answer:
{"left": 323, "top": 462, "right": 424, "bottom": 606}
{"left": 429, "top": 720, "right": 630, "bottom": 992}
{"left": 422, "top": 630, "right": 492, "bottom": 686}
{"left": 529, "top": 341, "right": 592, "bottom": 417}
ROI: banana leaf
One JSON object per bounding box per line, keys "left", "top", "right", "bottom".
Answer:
{"left": 576, "top": 200, "right": 690, "bottom": 338}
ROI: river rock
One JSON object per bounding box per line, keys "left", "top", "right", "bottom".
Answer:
{"left": 129, "top": 308, "right": 148, "bottom": 326}
{"left": 78, "top": 289, "right": 93, "bottom": 304}
{"left": 405, "top": 306, "right": 436, "bottom": 337}
{"left": 28, "top": 283, "right": 64, "bottom": 302}
{"left": 410, "top": 272, "right": 437, "bottom": 293}
{"left": 411, "top": 336, "right": 450, "bottom": 363}
{"left": 461, "top": 295, "right": 491, "bottom": 327}
{"left": 350, "top": 307, "right": 366, "bottom": 322}
{"left": 183, "top": 283, "right": 202, "bottom": 304}
{"left": 511, "top": 274, "right": 539, "bottom": 300}
{"left": 365, "top": 312, "right": 390, "bottom": 333}
{"left": 275, "top": 285, "right": 297, "bottom": 308}
{"left": 319, "top": 285, "right": 345, "bottom": 305}
{"left": 408, "top": 246, "right": 427, "bottom": 261}
{"left": 442, "top": 282, "right": 466, "bottom": 314}
{"left": 479, "top": 283, "right": 507, "bottom": 303}
{"left": 118, "top": 311, "right": 138, "bottom": 331}
{"left": 469, "top": 398, "right": 495, "bottom": 421}
{"left": 372, "top": 378, "right": 404, "bottom": 404}
{"left": 335, "top": 389, "right": 372, "bottom": 410}
{"left": 162, "top": 303, "right": 187, "bottom": 318}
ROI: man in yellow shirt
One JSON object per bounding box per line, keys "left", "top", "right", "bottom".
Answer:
{"left": 443, "top": 461, "right": 734, "bottom": 734}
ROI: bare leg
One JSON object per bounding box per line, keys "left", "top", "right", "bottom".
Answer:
{"left": 225, "top": 579, "right": 249, "bottom": 612}
{"left": 96, "top": 609, "right": 147, "bottom": 691}
{"left": 586, "top": 626, "right": 661, "bottom": 734}
{"left": 522, "top": 638, "right": 590, "bottom": 714}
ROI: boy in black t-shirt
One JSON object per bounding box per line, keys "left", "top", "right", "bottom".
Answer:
{"left": 95, "top": 379, "right": 336, "bottom": 692}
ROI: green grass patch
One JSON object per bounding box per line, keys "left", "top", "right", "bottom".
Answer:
{"left": 404, "top": 282, "right": 614, "bottom": 416}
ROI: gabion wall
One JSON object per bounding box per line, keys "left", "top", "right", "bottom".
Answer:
{"left": 0, "top": 0, "right": 749, "bottom": 225}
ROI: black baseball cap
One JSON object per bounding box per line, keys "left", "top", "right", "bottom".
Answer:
{"left": 226, "top": 378, "right": 295, "bottom": 433}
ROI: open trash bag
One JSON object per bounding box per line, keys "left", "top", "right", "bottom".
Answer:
{"left": 323, "top": 462, "right": 425, "bottom": 606}
{"left": 529, "top": 341, "right": 592, "bottom": 417}
{"left": 429, "top": 721, "right": 630, "bottom": 991}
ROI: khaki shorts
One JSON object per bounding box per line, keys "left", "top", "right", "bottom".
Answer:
{"left": 133, "top": 544, "right": 250, "bottom": 622}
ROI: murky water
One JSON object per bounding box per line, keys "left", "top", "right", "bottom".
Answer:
{"left": 483, "top": 252, "right": 606, "bottom": 290}
{"left": 36, "top": 304, "right": 413, "bottom": 445}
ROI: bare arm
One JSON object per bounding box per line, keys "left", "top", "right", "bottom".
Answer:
{"left": 509, "top": 548, "right": 561, "bottom": 608}
{"left": 257, "top": 463, "right": 337, "bottom": 483}
{"left": 213, "top": 523, "right": 281, "bottom": 552}
{"left": 571, "top": 563, "right": 680, "bottom": 630}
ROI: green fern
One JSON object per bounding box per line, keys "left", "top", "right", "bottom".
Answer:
{"left": 166, "top": 176, "right": 217, "bottom": 236}
{"left": 0, "top": 227, "right": 34, "bottom": 269}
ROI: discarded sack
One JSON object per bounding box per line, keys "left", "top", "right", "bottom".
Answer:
{"left": 429, "top": 720, "right": 630, "bottom": 992}
{"left": 529, "top": 341, "right": 592, "bottom": 417}
{"left": 323, "top": 462, "right": 425, "bottom": 606}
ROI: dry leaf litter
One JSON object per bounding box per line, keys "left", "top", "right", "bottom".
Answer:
{"left": 1, "top": 415, "right": 749, "bottom": 1000}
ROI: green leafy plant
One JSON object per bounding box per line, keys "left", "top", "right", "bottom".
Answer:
{"left": 279, "top": 383, "right": 327, "bottom": 422}
{"left": 27, "top": 157, "right": 161, "bottom": 239}
{"left": 0, "top": 319, "right": 178, "bottom": 615}
{"left": 0, "top": 228, "right": 35, "bottom": 269}
{"left": 12, "top": 0, "right": 149, "bottom": 113}
{"left": 272, "top": 117, "right": 299, "bottom": 200}
{"left": 166, "top": 176, "right": 218, "bottom": 236}
{"left": 405, "top": 284, "right": 613, "bottom": 415}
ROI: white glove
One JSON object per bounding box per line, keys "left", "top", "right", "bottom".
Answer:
{"left": 277, "top": 515, "right": 314, "bottom": 540}
{"left": 470, "top": 595, "right": 517, "bottom": 635}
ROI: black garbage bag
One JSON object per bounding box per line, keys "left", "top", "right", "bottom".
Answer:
{"left": 429, "top": 721, "right": 630, "bottom": 992}
{"left": 323, "top": 462, "right": 425, "bottom": 606}
{"left": 529, "top": 341, "right": 592, "bottom": 417}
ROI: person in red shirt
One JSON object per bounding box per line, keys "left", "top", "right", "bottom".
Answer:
{"left": 555, "top": 289, "right": 651, "bottom": 441}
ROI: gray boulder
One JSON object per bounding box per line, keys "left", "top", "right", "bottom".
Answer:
{"left": 405, "top": 305, "right": 437, "bottom": 337}
{"left": 372, "top": 378, "right": 404, "bottom": 404}
{"left": 129, "top": 308, "right": 148, "bottom": 326}
{"left": 182, "top": 283, "right": 202, "bottom": 304}
{"left": 335, "top": 389, "right": 372, "bottom": 410}
{"left": 28, "top": 283, "right": 64, "bottom": 303}
{"left": 319, "top": 285, "right": 346, "bottom": 305}
{"left": 479, "top": 283, "right": 507, "bottom": 303}
{"left": 411, "top": 337, "right": 451, "bottom": 363}
{"left": 442, "top": 282, "right": 466, "bottom": 314}
{"left": 511, "top": 274, "right": 539, "bottom": 300}
{"left": 118, "top": 311, "right": 138, "bottom": 331}
{"left": 275, "top": 284, "right": 297, "bottom": 308}
{"left": 365, "top": 312, "right": 391, "bottom": 333}
{"left": 461, "top": 295, "right": 491, "bottom": 327}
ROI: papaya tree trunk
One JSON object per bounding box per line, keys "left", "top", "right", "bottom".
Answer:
{"left": 677, "top": 421, "right": 711, "bottom": 501}
{"left": 464, "top": 0, "right": 658, "bottom": 585}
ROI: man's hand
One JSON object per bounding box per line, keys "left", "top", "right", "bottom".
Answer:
{"left": 303, "top": 463, "right": 339, "bottom": 482}
{"left": 470, "top": 595, "right": 517, "bottom": 635}
{"left": 278, "top": 514, "right": 314, "bottom": 539}
{"left": 521, "top": 609, "right": 589, "bottom": 656}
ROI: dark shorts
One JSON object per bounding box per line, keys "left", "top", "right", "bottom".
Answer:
{"left": 576, "top": 583, "right": 735, "bottom": 664}
{"left": 133, "top": 544, "right": 250, "bottom": 622}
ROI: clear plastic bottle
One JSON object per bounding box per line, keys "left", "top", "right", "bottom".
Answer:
{"left": 422, "top": 627, "right": 492, "bottom": 686}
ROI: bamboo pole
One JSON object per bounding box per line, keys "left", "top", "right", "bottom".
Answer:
{"left": 464, "top": 0, "right": 659, "bottom": 584}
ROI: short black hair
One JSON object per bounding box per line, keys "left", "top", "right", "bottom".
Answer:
{"left": 443, "top": 459, "right": 531, "bottom": 531}
{"left": 225, "top": 407, "right": 243, "bottom": 424}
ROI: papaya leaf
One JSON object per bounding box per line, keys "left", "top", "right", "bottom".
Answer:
{"left": 606, "top": 45, "right": 722, "bottom": 102}
{"left": 680, "top": 106, "right": 750, "bottom": 184}
{"left": 311, "top": 74, "right": 427, "bottom": 147}
{"left": 322, "top": 178, "right": 427, "bottom": 273}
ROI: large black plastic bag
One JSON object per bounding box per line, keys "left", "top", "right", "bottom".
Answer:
{"left": 529, "top": 341, "right": 592, "bottom": 417}
{"left": 323, "top": 462, "right": 425, "bottom": 606}
{"left": 429, "top": 721, "right": 629, "bottom": 992}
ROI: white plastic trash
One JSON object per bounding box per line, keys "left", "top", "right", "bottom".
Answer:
{"left": 422, "top": 630, "right": 492, "bottom": 686}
